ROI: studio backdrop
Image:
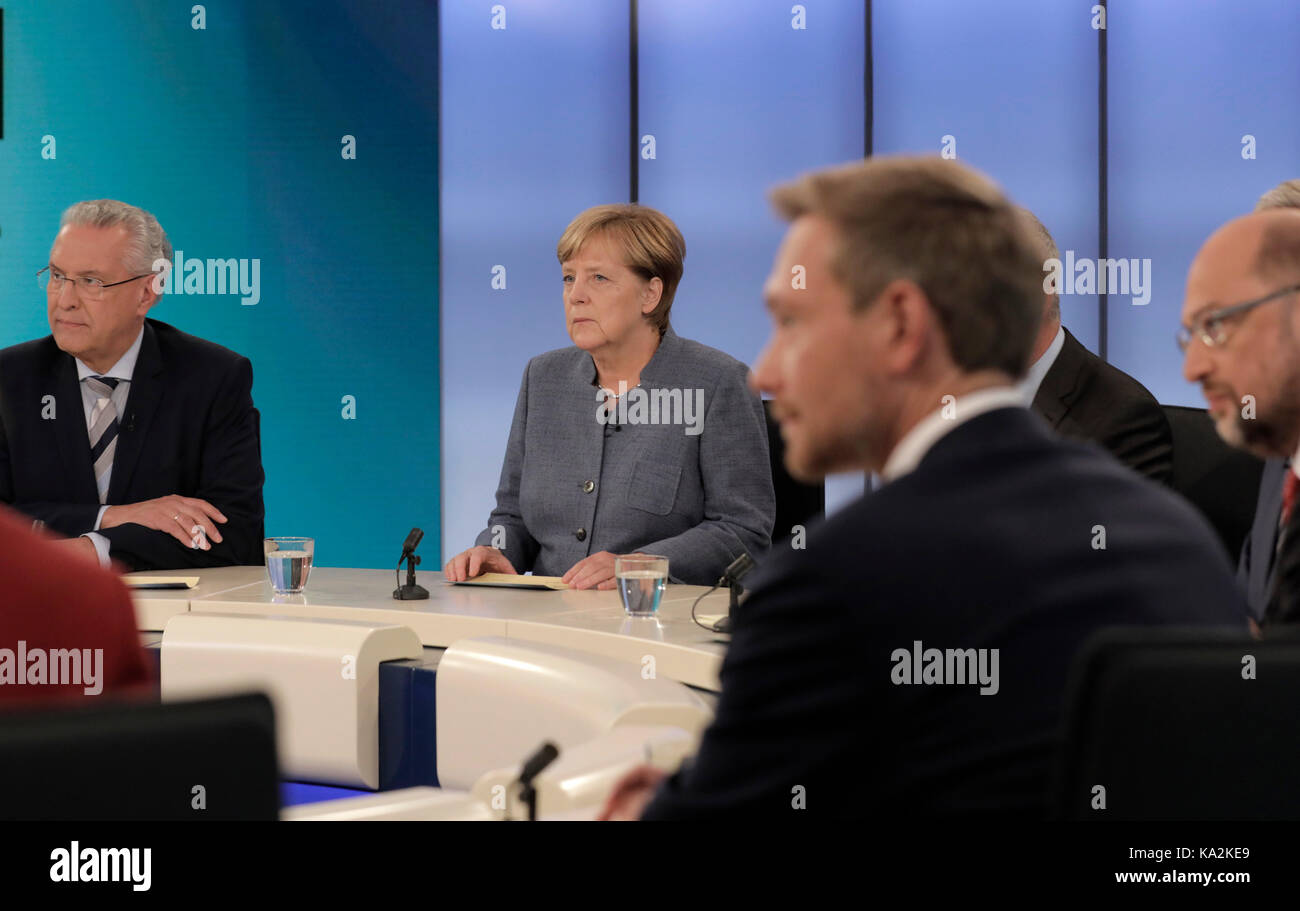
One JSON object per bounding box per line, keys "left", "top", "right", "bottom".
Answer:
{"left": 0, "top": 0, "right": 440, "bottom": 568}
{"left": 441, "top": 0, "right": 1300, "bottom": 561}
{"left": 2, "top": 1, "right": 1295, "bottom": 568}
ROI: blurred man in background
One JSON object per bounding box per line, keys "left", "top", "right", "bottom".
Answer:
{"left": 601, "top": 156, "right": 1246, "bottom": 819}
{"left": 1018, "top": 209, "right": 1172, "bottom": 484}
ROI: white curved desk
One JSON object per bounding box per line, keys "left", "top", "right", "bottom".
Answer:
{"left": 131, "top": 567, "right": 732, "bottom": 691}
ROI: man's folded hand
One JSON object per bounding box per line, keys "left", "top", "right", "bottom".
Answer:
{"left": 101, "top": 495, "right": 226, "bottom": 550}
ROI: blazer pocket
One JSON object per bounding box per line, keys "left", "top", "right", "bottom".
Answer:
{"left": 626, "top": 460, "right": 681, "bottom": 516}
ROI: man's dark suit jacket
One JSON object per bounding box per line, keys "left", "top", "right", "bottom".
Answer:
{"left": 1031, "top": 328, "right": 1173, "bottom": 484}
{"left": 1239, "top": 457, "right": 1287, "bottom": 621}
{"left": 0, "top": 318, "right": 264, "bottom": 571}
{"left": 1263, "top": 462, "right": 1300, "bottom": 625}
{"left": 641, "top": 407, "right": 1246, "bottom": 819}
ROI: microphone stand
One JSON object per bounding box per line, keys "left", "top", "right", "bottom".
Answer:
{"left": 517, "top": 742, "right": 559, "bottom": 821}
{"left": 711, "top": 553, "right": 755, "bottom": 634}
{"left": 393, "top": 552, "right": 429, "bottom": 600}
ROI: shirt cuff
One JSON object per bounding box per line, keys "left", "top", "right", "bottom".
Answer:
{"left": 81, "top": 532, "right": 112, "bottom": 569}
{"left": 93, "top": 505, "right": 108, "bottom": 531}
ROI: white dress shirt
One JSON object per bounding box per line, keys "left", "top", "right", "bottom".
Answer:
{"left": 880, "top": 386, "right": 1029, "bottom": 484}
{"left": 1018, "top": 325, "right": 1065, "bottom": 405}
{"left": 78, "top": 327, "right": 145, "bottom": 566}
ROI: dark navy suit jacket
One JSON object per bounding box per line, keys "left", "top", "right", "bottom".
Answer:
{"left": 0, "top": 319, "right": 265, "bottom": 571}
{"left": 642, "top": 406, "right": 1246, "bottom": 818}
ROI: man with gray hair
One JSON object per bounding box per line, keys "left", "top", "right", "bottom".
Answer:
{"left": 0, "top": 200, "right": 265, "bottom": 571}
{"left": 1018, "top": 208, "right": 1172, "bottom": 484}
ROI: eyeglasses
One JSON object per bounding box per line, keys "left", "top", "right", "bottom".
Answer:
{"left": 38, "top": 266, "right": 155, "bottom": 301}
{"left": 1176, "top": 283, "right": 1300, "bottom": 353}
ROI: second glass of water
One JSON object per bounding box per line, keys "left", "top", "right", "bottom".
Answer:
{"left": 265, "top": 537, "right": 314, "bottom": 594}
{"left": 615, "top": 554, "right": 668, "bottom": 616}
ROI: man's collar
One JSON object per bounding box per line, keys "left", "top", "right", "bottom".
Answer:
{"left": 75, "top": 325, "right": 145, "bottom": 382}
{"left": 880, "top": 385, "right": 1027, "bottom": 483}
{"left": 1019, "top": 324, "right": 1066, "bottom": 404}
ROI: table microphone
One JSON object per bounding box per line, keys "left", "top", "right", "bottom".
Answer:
{"left": 393, "top": 528, "right": 429, "bottom": 600}
{"left": 711, "top": 553, "right": 755, "bottom": 635}
{"left": 519, "top": 742, "right": 559, "bottom": 783}
{"left": 400, "top": 527, "right": 423, "bottom": 560}
{"left": 518, "top": 742, "right": 560, "bottom": 821}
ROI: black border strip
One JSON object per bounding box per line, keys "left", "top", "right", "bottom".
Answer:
{"left": 629, "top": 0, "right": 638, "bottom": 202}
{"left": 1098, "top": 1, "right": 1108, "bottom": 361}
{"left": 864, "top": 0, "right": 872, "bottom": 157}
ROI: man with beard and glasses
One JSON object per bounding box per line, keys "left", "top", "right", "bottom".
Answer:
{"left": 1180, "top": 207, "right": 1300, "bottom": 625}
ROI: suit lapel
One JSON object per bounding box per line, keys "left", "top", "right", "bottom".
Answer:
{"left": 49, "top": 346, "right": 99, "bottom": 502}
{"left": 1031, "top": 328, "right": 1087, "bottom": 429}
{"left": 106, "top": 322, "right": 164, "bottom": 504}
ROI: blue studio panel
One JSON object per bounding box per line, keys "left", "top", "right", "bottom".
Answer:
{"left": 637, "top": 0, "right": 866, "bottom": 517}
{"left": 636, "top": 0, "right": 865, "bottom": 367}
{"left": 440, "top": 1, "right": 629, "bottom": 561}
{"left": 1107, "top": 1, "right": 1300, "bottom": 407}
{"left": 873, "top": 0, "right": 1101, "bottom": 354}
{"left": 0, "top": 0, "right": 440, "bottom": 567}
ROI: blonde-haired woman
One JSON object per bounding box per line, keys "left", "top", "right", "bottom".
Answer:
{"left": 444, "top": 204, "right": 774, "bottom": 589}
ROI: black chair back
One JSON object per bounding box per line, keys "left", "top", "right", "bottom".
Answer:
{"left": 0, "top": 693, "right": 279, "bottom": 820}
{"left": 1054, "top": 628, "right": 1300, "bottom": 820}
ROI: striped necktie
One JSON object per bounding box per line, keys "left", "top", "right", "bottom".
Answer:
{"left": 86, "top": 375, "right": 121, "bottom": 504}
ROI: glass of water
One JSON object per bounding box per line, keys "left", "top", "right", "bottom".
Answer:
{"left": 615, "top": 554, "right": 668, "bottom": 617}
{"left": 264, "top": 537, "right": 314, "bottom": 594}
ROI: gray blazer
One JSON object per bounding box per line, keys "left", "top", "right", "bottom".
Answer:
{"left": 475, "top": 327, "right": 774, "bottom": 584}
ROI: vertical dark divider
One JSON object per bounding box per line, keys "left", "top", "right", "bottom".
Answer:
{"left": 1098, "top": 1, "right": 1109, "bottom": 360}
{"left": 864, "top": 0, "right": 872, "bottom": 157}
{"left": 629, "top": 0, "right": 639, "bottom": 202}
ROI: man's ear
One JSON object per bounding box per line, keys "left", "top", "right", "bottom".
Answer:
{"left": 135, "top": 282, "right": 159, "bottom": 318}
{"left": 641, "top": 276, "right": 663, "bottom": 315}
{"left": 875, "top": 279, "right": 936, "bottom": 374}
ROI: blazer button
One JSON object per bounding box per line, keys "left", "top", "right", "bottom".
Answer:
{"left": 575, "top": 528, "right": 587, "bottom": 542}
{"left": 582, "top": 480, "right": 595, "bottom": 494}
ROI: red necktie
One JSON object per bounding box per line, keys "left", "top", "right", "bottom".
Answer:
{"left": 1282, "top": 470, "right": 1299, "bottom": 529}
